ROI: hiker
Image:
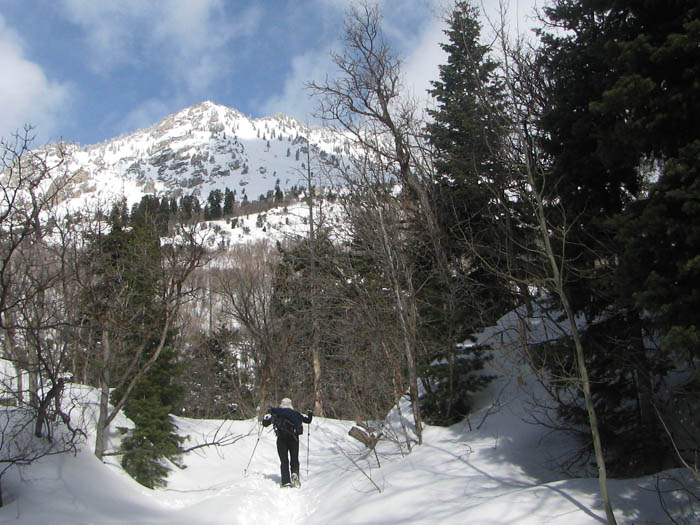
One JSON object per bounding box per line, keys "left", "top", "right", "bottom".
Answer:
{"left": 262, "top": 398, "right": 313, "bottom": 487}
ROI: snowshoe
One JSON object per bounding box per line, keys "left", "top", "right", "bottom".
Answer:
{"left": 281, "top": 481, "right": 293, "bottom": 488}
{"left": 291, "top": 473, "right": 301, "bottom": 488}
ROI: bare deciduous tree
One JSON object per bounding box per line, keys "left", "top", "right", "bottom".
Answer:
{"left": 214, "top": 241, "right": 289, "bottom": 417}
{"left": 309, "top": 1, "right": 429, "bottom": 445}
{"left": 0, "top": 128, "right": 83, "bottom": 506}
{"left": 452, "top": 5, "right": 619, "bottom": 520}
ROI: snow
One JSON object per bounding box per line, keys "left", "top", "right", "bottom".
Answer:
{"left": 193, "top": 197, "right": 347, "bottom": 250}
{"left": 44, "top": 101, "right": 350, "bottom": 216}
{"left": 1, "top": 310, "right": 697, "bottom": 524}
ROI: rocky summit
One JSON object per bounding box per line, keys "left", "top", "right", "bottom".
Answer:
{"left": 44, "top": 101, "right": 348, "bottom": 210}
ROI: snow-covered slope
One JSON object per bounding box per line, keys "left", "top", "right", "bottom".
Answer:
{"left": 46, "top": 101, "right": 348, "bottom": 210}
{"left": 1, "top": 308, "right": 697, "bottom": 524}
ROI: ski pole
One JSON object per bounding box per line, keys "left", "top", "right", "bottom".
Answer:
{"left": 306, "top": 417, "right": 310, "bottom": 477}
{"left": 244, "top": 423, "right": 263, "bottom": 477}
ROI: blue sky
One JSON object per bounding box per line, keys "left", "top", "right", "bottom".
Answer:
{"left": 0, "top": 0, "right": 540, "bottom": 146}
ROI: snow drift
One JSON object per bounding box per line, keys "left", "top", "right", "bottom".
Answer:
{"left": 0, "top": 308, "right": 697, "bottom": 524}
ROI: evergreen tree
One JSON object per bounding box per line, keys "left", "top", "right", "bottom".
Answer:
{"left": 169, "top": 197, "right": 178, "bottom": 216}
{"left": 179, "top": 195, "right": 200, "bottom": 222}
{"left": 192, "top": 197, "right": 202, "bottom": 217}
{"left": 615, "top": 143, "right": 700, "bottom": 364}
{"left": 108, "top": 198, "right": 129, "bottom": 229}
{"left": 157, "top": 196, "right": 170, "bottom": 235}
{"left": 115, "top": 339, "right": 184, "bottom": 489}
{"left": 538, "top": 0, "right": 700, "bottom": 475}
{"left": 426, "top": 0, "right": 519, "bottom": 304}
{"left": 205, "top": 189, "right": 223, "bottom": 220}
{"left": 98, "top": 218, "right": 185, "bottom": 488}
{"left": 223, "top": 188, "right": 235, "bottom": 216}
{"left": 594, "top": 1, "right": 700, "bottom": 362}
{"left": 421, "top": 1, "right": 513, "bottom": 424}
{"left": 274, "top": 181, "right": 283, "bottom": 203}
{"left": 179, "top": 195, "right": 193, "bottom": 222}
{"left": 178, "top": 326, "right": 247, "bottom": 418}
{"left": 130, "top": 195, "right": 161, "bottom": 229}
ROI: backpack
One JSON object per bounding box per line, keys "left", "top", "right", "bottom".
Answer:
{"left": 270, "top": 407, "right": 303, "bottom": 437}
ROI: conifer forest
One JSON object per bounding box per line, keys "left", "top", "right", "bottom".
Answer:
{"left": 1, "top": 2, "right": 699, "bottom": 521}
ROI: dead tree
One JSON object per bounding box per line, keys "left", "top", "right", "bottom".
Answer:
{"left": 0, "top": 128, "right": 82, "bottom": 506}
{"left": 214, "top": 241, "right": 289, "bottom": 417}
{"left": 300, "top": 137, "right": 325, "bottom": 416}
{"left": 309, "top": 1, "right": 428, "bottom": 445}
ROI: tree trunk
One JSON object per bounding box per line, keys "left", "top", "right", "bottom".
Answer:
{"left": 28, "top": 367, "right": 39, "bottom": 412}
{"left": 2, "top": 321, "right": 24, "bottom": 405}
{"left": 446, "top": 343, "right": 456, "bottom": 422}
{"left": 630, "top": 315, "right": 660, "bottom": 472}
{"left": 393, "top": 368, "right": 412, "bottom": 452}
{"left": 376, "top": 206, "right": 423, "bottom": 445}
{"left": 258, "top": 351, "right": 274, "bottom": 421}
{"left": 306, "top": 142, "right": 325, "bottom": 417}
{"left": 312, "top": 337, "right": 324, "bottom": 416}
{"left": 533, "top": 180, "right": 617, "bottom": 525}
{"left": 105, "top": 313, "right": 171, "bottom": 427}
{"left": 564, "top": 298, "right": 617, "bottom": 524}
{"left": 94, "top": 329, "right": 111, "bottom": 461}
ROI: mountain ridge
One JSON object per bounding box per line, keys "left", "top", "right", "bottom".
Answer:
{"left": 45, "top": 101, "right": 346, "bottom": 211}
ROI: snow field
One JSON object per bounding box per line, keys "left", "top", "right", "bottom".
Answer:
{"left": 0, "top": 307, "right": 698, "bottom": 523}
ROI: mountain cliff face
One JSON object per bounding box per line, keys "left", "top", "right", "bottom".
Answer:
{"left": 53, "top": 101, "right": 348, "bottom": 210}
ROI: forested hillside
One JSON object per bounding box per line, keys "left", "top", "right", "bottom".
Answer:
{"left": 0, "top": 2, "right": 698, "bottom": 522}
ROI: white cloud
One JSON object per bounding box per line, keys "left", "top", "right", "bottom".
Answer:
{"left": 478, "top": 0, "right": 543, "bottom": 37}
{"left": 59, "top": 0, "right": 150, "bottom": 73}
{"left": 401, "top": 16, "right": 447, "bottom": 104}
{"left": 151, "top": 0, "right": 263, "bottom": 93}
{"left": 258, "top": 0, "right": 538, "bottom": 125}
{"left": 317, "top": 0, "right": 355, "bottom": 10}
{"left": 398, "top": 0, "right": 542, "bottom": 106}
{"left": 0, "top": 15, "right": 71, "bottom": 144}
{"left": 59, "top": 0, "right": 263, "bottom": 94}
{"left": 264, "top": 0, "right": 446, "bottom": 121}
{"left": 257, "top": 47, "right": 337, "bottom": 123}
{"left": 115, "top": 98, "right": 173, "bottom": 136}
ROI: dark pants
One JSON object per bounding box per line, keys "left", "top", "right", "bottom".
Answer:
{"left": 276, "top": 432, "right": 299, "bottom": 485}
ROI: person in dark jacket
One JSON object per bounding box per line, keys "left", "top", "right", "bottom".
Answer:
{"left": 262, "top": 397, "right": 313, "bottom": 487}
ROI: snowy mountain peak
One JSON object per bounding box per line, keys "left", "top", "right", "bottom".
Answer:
{"left": 153, "top": 100, "right": 239, "bottom": 134}
{"left": 48, "top": 101, "right": 348, "bottom": 211}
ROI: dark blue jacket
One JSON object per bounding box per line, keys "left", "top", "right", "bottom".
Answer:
{"left": 263, "top": 407, "right": 312, "bottom": 437}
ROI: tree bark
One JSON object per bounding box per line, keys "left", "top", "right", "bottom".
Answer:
{"left": 94, "top": 329, "right": 111, "bottom": 461}
{"left": 531, "top": 169, "right": 617, "bottom": 525}
{"left": 306, "top": 143, "right": 324, "bottom": 417}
